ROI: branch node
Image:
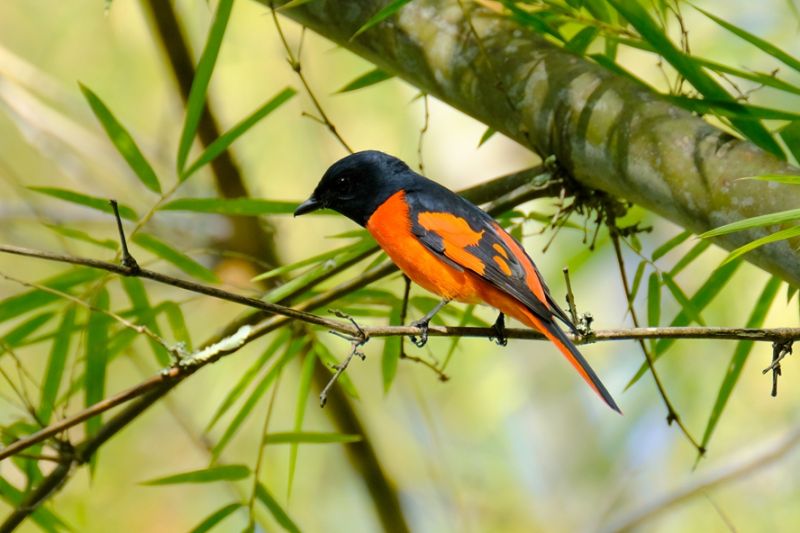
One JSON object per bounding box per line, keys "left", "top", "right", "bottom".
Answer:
{"left": 764, "top": 340, "right": 793, "bottom": 397}
{"left": 320, "top": 311, "right": 369, "bottom": 407}
{"left": 109, "top": 199, "right": 140, "bottom": 274}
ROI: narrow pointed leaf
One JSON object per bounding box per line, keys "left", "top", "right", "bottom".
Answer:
{"left": 779, "top": 121, "right": 800, "bottom": 163}
{"left": 352, "top": 0, "right": 413, "bottom": 39}
{"left": 177, "top": 0, "right": 235, "bottom": 172}
{"left": 646, "top": 273, "right": 660, "bottom": 327}
{"left": 79, "top": 83, "right": 161, "bottom": 193}
{"left": 740, "top": 174, "right": 800, "bottom": 185}
{"left": 39, "top": 307, "right": 76, "bottom": 424}
{"left": 121, "top": 277, "right": 170, "bottom": 365}
{"left": 288, "top": 350, "right": 317, "bottom": 497}
{"left": 252, "top": 242, "right": 361, "bottom": 282}
{"left": 382, "top": 302, "right": 403, "bottom": 392}
{"left": 1, "top": 312, "right": 54, "bottom": 348}
{"left": 565, "top": 26, "right": 599, "bottom": 54}
{"left": 85, "top": 288, "right": 111, "bottom": 438}
{"left": 28, "top": 187, "right": 138, "bottom": 220}
{"left": 255, "top": 482, "right": 301, "bottom": 533}
{"left": 44, "top": 224, "right": 117, "bottom": 250}
{"left": 669, "top": 240, "right": 711, "bottom": 276}
{"left": 699, "top": 208, "right": 800, "bottom": 238}
{"left": 478, "top": 127, "right": 496, "bottom": 147}
{"left": 189, "top": 503, "right": 242, "bottom": 533}
{"left": 628, "top": 261, "right": 647, "bottom": 303}
{"left": 141, "top": 464, "right": 250, "bottom": 485}
{"left": 183, "top": 87, "right": 296, "bottom": 180}
{"left": 163, "top": 301, "right": 193, "bottom": 352}
{"left": 0, "top": 268, "right": 100, "bottom": 325}
{"left": 722, "top": 226, "right": 800, "bottom": 265}
{"left": 266, "top": 432, "right": 362, "bottom": 444}
{"left": 652, "top": 230, "right": 691, "bottom": 261}
{"left": 336, "top": 68, "right": 393, "bottom": 93}
{"left": 132, "top": 233, "right": 218, "bottom": 283}
{"left": 662, "top": 273, "right": 706, "bottom": 326}
{"left": 700, "top": 276, "right": 781, "bottom": 452}
{"left": 161, "top": 197, "right": 299, "bottom": 215}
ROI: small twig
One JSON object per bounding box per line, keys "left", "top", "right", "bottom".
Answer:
{"left": 401, "top": 352, "right": 449, "bottom": 382}
{"left": 417, "top": 93, "right": 429, "bottom": 173}
{"left": 109, "top": 199, "right": 139, "bottom": 272}
{"left": 563, "top": 267, "right": 579, "bottom": 325}
{"left": 319, "top": 310, "right": 368, "bottom": 407}
{"left": 764, "top": 340, "right": 793, "bottom": 397}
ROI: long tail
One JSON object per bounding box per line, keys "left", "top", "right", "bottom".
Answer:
{"left": 522, "top": 310, "right": 621, "bottom": 413}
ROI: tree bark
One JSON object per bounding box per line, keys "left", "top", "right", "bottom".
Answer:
{"left": 271, "top": 0, "right": 800, "bottom": 286}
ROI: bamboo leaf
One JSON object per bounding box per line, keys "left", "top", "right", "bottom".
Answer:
{"left": 652, "top": 230, "right": 692, "bottom": 261}
{"left": 0, "top": 268, "right": 101, "bottom": 325}
{"left": 740, "top": 174, "right": 800, "bottom": 185}
{"left": 28, "top": 187, "right": 138, "bottom": 220}
{"left": 667, "top": 96, "right": 800, "bottom": 122}
{"left": 699, "top": 208, "right": 800, "bottom": 238}
{"left": 608, "top": 0, "right": 784, "bottom": 157}
{"left": 177, "top": 0, "right": 235, "bottom": 172}
{"left": 662, "top": 273, "right": 706, "bottom": 326}
{"left": 44, "top": 224, "right": 117, "bottom": 250}
{"left": 626, "top": 259, "right": 741, "bottom": 388}
{"left": 132, "top": 233, "right": 218, "bottom": 283}
{"left": 39, "top": 307, "right": 76, "bottom": 424}
{"left": 693, "top": 6, "right": 800, "bottom": 74}
{"left": 779, "top": 120, "right": 800, "bottom": 163}
{"left": 277, "top": 0, "right": 317, "bottom": 9}
{"left": 382, "top": 302, "right": 403, "bottom": 392}
{"left": 212, "top": 339, "right": 305, "bottom": 459}
{"left": 182, "top": 87, "right": 296, "bottom": 180}
{"left": 163, "top": 301, "right": 193, "bottom": 352}
{"left": 266, "top": 431, "right": 362, "bottom": 444}
{"left": 628, "top": 261, "right": 647, "bottom": 303}
{"left": 252, "top": 242, "right": 362, "bottom": 282}
{"left": 160, "top": 197, "right": 299, "bottom": 216}
{"left": 352, "top": 0, "right": 413, "bottom": 39}
{"left": 646, "top": 273, "right": 660, "bottom": 327}
{"left": 565, "top": 26, "right": 599, "bottom": 54}
{"left": 142, "top": 464, "right": 250, "bottom": 485}
{"left": 722, "top": 225, "right": 800, "bottom": 265}
{"left": 79, "top": 83, "right": 161, "bottom": 193}
{"left": 287, "top": 349, "right": 317, "bottom": 497}
{"left": 205, "top": 331, "right": 289, "bottom": 432}
{"left": 255, "top": 482, "right": 302, "bottom": 533}
{"left": 700, "top": 276, "right": 781, "bottom": 452}
{"left": 478, "top": 127, "right": 496, "bottom": 147}
{"left": 336, "top": 68, "right": 393, "bottom": 93}
{"left": 121, "top": 277, "right": 170, "bottom": 366}
{"left": 669, "top": 240, "right": 711, "bottom": 276}
{"left": 0, "top": 475, "right": 70, "bottom": 532}
{"left": 189, "top": 503, "right": 242, "bottom": 533}
{"left": 1, "top": 312, "right": 54, "bottom": 348}
{"left": 85, "top": 288, "right": 111, "bottom": 438}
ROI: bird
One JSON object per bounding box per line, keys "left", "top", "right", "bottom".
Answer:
{"left": 294, "top": 150, "right": 620, "bottom": 413}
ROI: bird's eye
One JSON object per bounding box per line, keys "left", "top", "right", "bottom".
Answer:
{"left": 336, "top": 175, "right": 355, "bottom": 198}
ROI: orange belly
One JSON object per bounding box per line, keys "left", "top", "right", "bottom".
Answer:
{"left": 365, "top": 191, "right": 540, "bottom": 330}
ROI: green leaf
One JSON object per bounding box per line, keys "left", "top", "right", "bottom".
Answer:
{"left": 205, "top": 331, "right": 289, "bottom": 432}
{"left": 0, "top": 475, "right": 70, "bottom": 532}
{"left": 163, "top": 301, "right": 193, "bottom": 352}
{"left": 160, "top": 197, "right": 300, "bottom": 216}
{"left": 177, "top": 0, "right": 235, "bottom": 172}
{"left": 667, "top": 96, "right": 800, "bottom": 122}
{"left": 121, "top": 277, "right": 170, "bottom": 366}
{"left": 662, "top": 273, "right": 706, "bottom": 326}
{"left": 132, "top": 233, "right": 218, "bottom": 283}
{"left": 565, "top": 26, "right": 599, "bottom": 54}
{"left": 255, "top": 482, "right": 301, "bottom": 533}
{"left": 28, "top": 187, "right": 138, "bottom": 220}
{"left": 694, "top": 57, "right": 800, "bottom": 97}
{"left": 607, "top": 0, "right": 783, "bottom": 157}
{"left": 189, "top": 503, "right": 243, "bottom": 533}
{"left": 739, "top": 174, "right": 800, "bottom": 185}
{"left": 699, "top": 208, "right": 800, "bottom": 238}
{"left": 212, "top": 339, "right": 305, "bottom": 459}
{"left": 266, "top": 431, "right": 362, "bottom": 444}
{"left": 79, "top": 83, "right": 161, "bottom": 193}
{"left": 253, "top": 242, "right": 362, "bottom": 282}
{"left": 288, "top": 350, "right": 317, "bottom": 497}
{"left": 0, "top": 268, "right": 100, "bottom": 325}
{"left": 626, "top": 260, "right": 742, "bottom": 388}
{"left": 700, "top": 276, "right": 781, "bottom": 452}
{"left": 39, "top": 307, "right": 76, "bottom": 424}
{"left": 183, "top": 87, "right": 296, "bottom": 180}
{"left": 694, "top": 6, "right": 800, "bottom": 74}
{"left": 85, "top": 288, "right": 111, "bottom": 438}
{"left": 277, "top": 0, "right": 317, "bottom": 9}
{"left": 1, "top": 312, "right": 54, "bottom": 348}
{"left": 779, "top": 121, "right": 800, "bottom": 163}
{"left": 142, "top": 464, "right": 250, "bottom": 485}
{"left": 382, "top": 302, "right": 403, "bottom": 392}
{"left": 44, "top": 224, "right": 118, "bottom": 250}
{"left": 652, "top": 230, "right": 691, "bottom": 261}
{"left": 722, "top": 225, "right": 800, "bottom": 265}
{"left": 646, "top": 273, "right": 660, "bottom": 327}
{"left": 336, "top": 68, "right": 393, "bottom": 93}
{"left": 478, "top": 127, "right": 496, "bottom": 148}
{"left": 352, "top": 0, "right": 413, "bottom": 39}
{"left": 669, "top": 240, "right": 711, "bottom": 276}
{"left": 628, "top": 261, "right": 647, "bottom": 303}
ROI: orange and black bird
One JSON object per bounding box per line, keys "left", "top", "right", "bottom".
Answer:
{"left": 295, "top": 150, "right": 620, "bottom": 412}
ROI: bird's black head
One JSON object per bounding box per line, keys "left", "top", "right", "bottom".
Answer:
{"left": 294, "top": 150, "right": 413, "bottom": 226}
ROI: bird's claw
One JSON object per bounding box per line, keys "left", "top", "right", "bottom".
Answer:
{"left": 490, "top": 313, "right": 508, "bottom": 346}
{"left": 409, "top": 319, "right": 430, "bottom": 348}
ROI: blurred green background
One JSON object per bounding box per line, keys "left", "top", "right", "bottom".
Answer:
{"left": 1, "top": 1, "right": 800, "bottom": 531}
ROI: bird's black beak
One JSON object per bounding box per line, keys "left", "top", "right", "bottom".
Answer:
{"left": 294, "top": 196, "right": 322, "bottom": 217}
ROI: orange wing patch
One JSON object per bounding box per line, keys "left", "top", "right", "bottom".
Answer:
{"left": 492, "top": 222, "right": 549, "bottom": 308}
{"left": 418, "top": 212, "right": 486, "bottom": 275}
{"left": 492, "top": 243, "right": 508, "bottom": 259}
{"left": 493, "top": 255, "right": 512, "bottom": 276}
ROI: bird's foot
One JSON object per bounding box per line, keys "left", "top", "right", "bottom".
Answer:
{"left": 409, "top": 318, "right": 431, "bottom": 348}
{"left": 490, "top": 313, "right": 508, "bottom": 346}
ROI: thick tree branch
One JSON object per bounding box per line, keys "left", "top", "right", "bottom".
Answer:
{"left": 271, "top": 0, "right": 800, "bottom": 286}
